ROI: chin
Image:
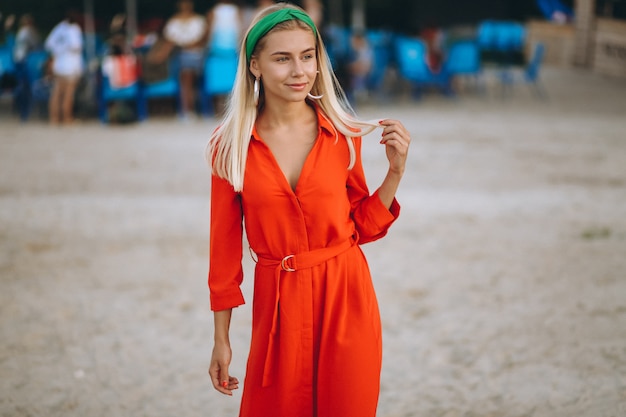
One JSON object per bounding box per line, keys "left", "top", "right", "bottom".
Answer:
{"left": 283, "top": 92, "right": 310, "bottom": 103}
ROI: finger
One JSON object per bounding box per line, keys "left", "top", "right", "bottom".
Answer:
{"left": 379, "top": 120, "right": 403, "bottom": 138}
{"left": 380, "top": 133, "right": 410, "bottom": 148}
{"left": 378, "top": 118, "right": 398, "bottom": 126}
{"left": 381, "top": 125, "right": 410, "bottom": 142}
{"left": 209, "top": 362, "right": 233, "bottom": 396}
{"left": 220, "top": 364, "right": 230, "bottom": 387}
{"left": 218, "top": 364, "right": 232, "bottom": 395}
{"left": 220, "top": 377, "right": 239, "bottom": 390}
{"left": 379, "top": 119, "right": 407, "bottom": 131}
{"left": 225, "top": 376, "right": 240, "bottom": 390}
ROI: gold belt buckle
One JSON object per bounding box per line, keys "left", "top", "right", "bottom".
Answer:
{"left": 281, "top": 255, "right": 295, "bottom": 272}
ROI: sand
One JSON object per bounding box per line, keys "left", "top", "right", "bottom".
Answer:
{"left": 1, "top": 66, "right": 625, "bottom": 417}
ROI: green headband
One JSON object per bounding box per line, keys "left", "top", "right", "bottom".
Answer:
{"left": 245, "top": 8, "right": 318, "bottom": 62}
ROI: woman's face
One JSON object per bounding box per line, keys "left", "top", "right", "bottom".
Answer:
{"left": 250, "top": 27, "right": 318, "bottom": 106}
{"left": 178, "top": 0, "right": 193, "bottom": 13}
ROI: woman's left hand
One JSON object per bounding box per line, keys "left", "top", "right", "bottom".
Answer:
{"left": 379, "top": 119, "right": 411, "bottom": 176}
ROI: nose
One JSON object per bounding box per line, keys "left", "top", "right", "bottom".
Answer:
{"left": 291, "top": 60, "right": 305, "bottom": 77}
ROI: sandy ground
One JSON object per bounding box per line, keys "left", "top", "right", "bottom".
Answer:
{"left": 1, "top": 66, "right": 626, "bottom": 417}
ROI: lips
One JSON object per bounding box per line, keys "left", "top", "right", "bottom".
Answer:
{"left": 287, "top": 83, "right": 308, "bottom": 90}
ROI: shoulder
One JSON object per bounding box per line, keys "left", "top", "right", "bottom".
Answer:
{"left": 48, "top": 22, "right": 63, "bottom": 36}
{"left": 165, "top": 15, "right": 182, "bottom": 27}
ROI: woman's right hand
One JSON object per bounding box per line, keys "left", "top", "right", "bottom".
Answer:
{"left": 209, "top": 341, "right": 239, "bottom": 396}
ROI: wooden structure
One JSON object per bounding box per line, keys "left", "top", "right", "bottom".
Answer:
{"left": 526, "top": 20, "right": 576, "bottom": 67}
{"left": 593, "top": 18, "right": 626, "bottom": 77}
{"left": 574, "top": 0, "right": 626, "bottom": 77}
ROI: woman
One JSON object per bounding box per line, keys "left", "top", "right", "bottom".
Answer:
{"left": 12, "top": 14, "right": 41, "bottom": 120}
{"left": 206, "top": 0, "right": 243, "bottom": 53}
{"left": 44, "top": 10, "right": 84, "bottom": 125}
{"left": 13, "top": 14, "right": 40, "bottom": 64}
{"left": 207, "top": 4, "right": 410, "bottom": 417}
{"left": 164, "top": 0, "right": 207, "bottom": 119}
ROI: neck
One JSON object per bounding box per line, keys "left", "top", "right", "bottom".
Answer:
{"left": 259, "top": 100, "right": 314, "bottom": 128}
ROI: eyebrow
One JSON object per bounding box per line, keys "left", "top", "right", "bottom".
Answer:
{"left": 270, "top": 47, "right": 316, "bottom": 56}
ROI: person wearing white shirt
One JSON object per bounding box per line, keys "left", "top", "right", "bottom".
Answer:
{"left": 164, "top": 0, "right": 207, "bottom": 119}
{"left": 13, "top": 14, "right": 40, "bottom": 63}
{"left": 44, "top": 10, "right": 84, "bottom": 125}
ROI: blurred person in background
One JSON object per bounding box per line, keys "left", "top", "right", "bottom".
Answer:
{"left": 1, "top": 13, "right": 16, "bottom": 45}
{"left": 206, "top": 0, "right": 243, "bottom": 52}
{"left": 243, "top": 0, "right": 276, "bottom": 28}
{"left": 420, "top": 19, "right": 444, "bottom": 73}
{"left": 106, "top": 13, "right": 132, "bottom": 56}
{"left": 205, "top": 0, "right": 243, "bottom": 115}
{"left": 132, "top": 17, "right": 164, "bottom": 50}
{"left": 164, "top": 0, "right": 207, "bottom": 120}
{"left": 12, "top": 14, "right": 41, "bottom": 120}
{"left": 140, "top": 20, "right": 175, "bottom": 84}
{"left": 102, "top": 13, "right": 138, "bottom": 90}
{"left": 347, "top": 30, "right": 373, "bottom": 102}
{"left": 303, "top": 0, "right": 323, "bottom": 28}
{"left": 13, "top": 14, "right": 40, "bottom": 64}
{"left": 101, "top": 13, "right": 140, "bottom": 123}
{"left": 45, "top": 10, "right": 84, "bottom": 125}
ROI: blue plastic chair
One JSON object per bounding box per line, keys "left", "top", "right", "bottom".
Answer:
{"left": 477, "top": 21, "right": 497, "bottom": 51}
{"left": 3, "top": 33, "right": 16, "bottom": 53}
{"left": 443, "top": 40, "right": 483, "bottom": 94}
{"left": 524, "top": 43, "right": 546, "bottom": 97}
{"left": 98, "top": 65, "right": 146, "bottom": 123}
{"left": 0, "top": 45, "right": 20, "bottom": 117}
{"left": 477, "top": 20, "right": 527, "bottom": 67}
{"left": 0, "top": 46, "right": 17, "bottom": 96}
{"left": 199, "top": 51, "right": 238, "bottom": 116}
{"left": 495, "top": 22, "right": 526, "bottom": 52}
{"left": 0, "top": 46, "right": 16, "bottom": 77}
{"left": 141, "top": 56, "right": 181, "bottom": 119}
{"left": 393, "top": 36, "right": 451, "bottom": 98}
{"left": 478, "top": 20, "right": 526, "bottom": 53}
{"left": 324, "top": 25, "right": 352, "bottom": 68}
{"left": 445, "top": 40, "right": 481, "bottom": 75}
{"left": 365, "top": 29, "right": 393, "bottom": 94}
{"left": 498, "top": 43, "right": 547, "bottom": 98}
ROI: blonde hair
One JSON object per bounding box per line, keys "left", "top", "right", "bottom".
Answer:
{"left": 206, "top": 3, "right": 378, "bottom": 192}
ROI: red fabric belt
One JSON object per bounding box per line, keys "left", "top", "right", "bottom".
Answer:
{"left": 253, "top": 233, "right": 358, "bottom": 387}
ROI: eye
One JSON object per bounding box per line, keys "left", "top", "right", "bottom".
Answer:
{"left": 302, "top": 53, "right": 315, "bottom": 61}
{"left": 275, "top": 56, "right": 289, "bottom": 62}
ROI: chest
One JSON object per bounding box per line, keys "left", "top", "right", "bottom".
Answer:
{"left": 262, "top": 127, "right": 318, "bottom": 191}
{"left": 244, "top": 133, "right": 350, "bottom": 198}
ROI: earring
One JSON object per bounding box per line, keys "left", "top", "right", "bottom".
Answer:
{"left": 254, "top": 77, "right": 260, "bottom": 106}
{"left": 308, "top": 70, "right": 323, "bottom": 99}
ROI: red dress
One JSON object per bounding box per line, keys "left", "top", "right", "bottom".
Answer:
{"left": 209, "top": 108, "right": 400, "bottom": 417}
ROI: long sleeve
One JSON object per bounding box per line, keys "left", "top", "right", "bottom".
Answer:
{"left": 208, "top": 174, "right": 245, "bottom": 311}
{"left": 347, "top": 136, "right": 401, "bottom": 244}
{"left": 44, "top": 24, "right": 62, "bottom": 55}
